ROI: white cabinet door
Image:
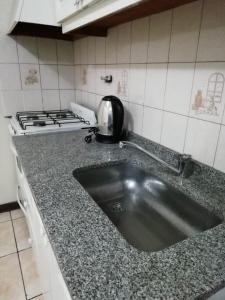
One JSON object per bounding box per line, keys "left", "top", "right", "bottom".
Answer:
{"left": 56, "top": 0, "right": 100, "bottom": 23}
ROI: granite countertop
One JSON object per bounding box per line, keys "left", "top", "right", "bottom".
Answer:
{"left": 13, "top": 130, "right": 225, "bottom": 300}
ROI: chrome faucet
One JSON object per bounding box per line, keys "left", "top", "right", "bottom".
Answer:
{"left": 119, "top": 141, "right": 193, "bottom": 178}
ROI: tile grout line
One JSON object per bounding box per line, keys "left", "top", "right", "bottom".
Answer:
{"left": 11, "top": 217, "right": 28, "bottom": 300}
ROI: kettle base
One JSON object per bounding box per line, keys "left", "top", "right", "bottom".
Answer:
{"left": 95, "top": 133, "right": 120, "bottom": 144}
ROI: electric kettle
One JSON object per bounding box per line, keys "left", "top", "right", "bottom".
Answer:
{"left": 96, "top": 95, "right": 124, "bottom": 143}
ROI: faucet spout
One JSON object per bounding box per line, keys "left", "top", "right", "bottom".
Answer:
{"left": 119, "top": 141, "right": 193, "bottom": 178}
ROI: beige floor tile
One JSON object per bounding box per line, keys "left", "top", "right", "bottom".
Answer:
{"left": 0, "top": 221, "right": 17, "bottom": 257}
{"left": 11, "top": 209, "right": 24, "bottom": 220}
{"left": 13, "top": 217, "right": 30, "bottom": 251}
{"left": 0, "top": 212, "right": 11, "bottom": 223}
{"left": 33, "top": 295, "right": 44, "bottom": 300}
{"left": 19, "top": 248, "right": 42, "bottom": 299}
{"left": 0, "top": 253, "right": 26, "bottom": 300}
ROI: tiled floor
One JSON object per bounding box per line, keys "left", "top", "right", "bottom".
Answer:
{"left": 0, "top": 209, "right": 43, "bottom": 300}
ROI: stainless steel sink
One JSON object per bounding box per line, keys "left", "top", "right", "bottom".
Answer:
{"left": 73, "top": 162, "right": 222, "bottom": 252}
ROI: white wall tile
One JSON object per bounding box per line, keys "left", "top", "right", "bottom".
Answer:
{"left": 197, "top": 0, "right": 225, "bottom": 62}
{"left": 127, "top": 103, "right": 143, "bottom": 134}
{"left": 0, "top": 36, "right": 18, "bottom": 63}
{"left": 190, "top": 62, "right": 225, "bottom": 123}
{"left": 1, "top": 91, "right": 23, "bottom": 116}
{"left": 148, "top": 10, "right": 172, "bottom": 63}
{"left": 86, "top": 65, "right": 96, "bottom": 93}
{"left": 38, "top": 38, "right": 57, "bottom": 64}
{"left": 86, "top": 92, "right": 96, "bottom": 111}
{"left": 56, "top": 40, "right": 74, "bottom": 65}
{"left": 58, "top": 65, "right": 75, "bottom": 89}
{"left": 20, "top": 64, "right": 41, "bottom": 90}
{"left": 40, "top": 65, "right": 59, "bottom": 89}
{"left": 161, "top": 112, "right": 187, "bottom": 152}
{"left": 116, "top": 65, "right": 130, "bottom": 101}
{"left": 129, "top": 64, "right": 146, "bottom": 105}
{"left": 164, "top": 63, "right": 195, "bottom": 115}
{"left": 131, "top": 17, "right": 149, "bottom": 63}
{"left": 184, "top": 118, "right": 220, "bottom": 165}
{"left": 214, "top": 125, "right": 225, "bottom": 172}
{"left": 169, "top": 1, "right": 202, "bottom": 62}
{"left": 22, "top": 90, "right": 43, "bottom": 111}
{"left": 42, "top": 90, "right": 60, "bottom": 110}
{"left": 95, "top": 65, "right": 106, "bottom": 95}
{"left": 145, "top": 63, "right": 167, "bottom": 109}
{"left": 105, "top": 65, "right": 117, "bottom": 95}
{"left": 142, "top": 107, "right": 163, "bottom": 143}
{"left": 80, "top": 38, "right": 88, "bottom": 65}
{"left": 87, "top": 37, "right": 96, "bottom": 64}
{"left": 75, "top": 89, "right": 82, "bottom": 105}
{"left": 117, "top": 22, "right": 131, "bottom": 64}
{"left": 95, "top": 37, "right": 106, "bottom": 64}
{"left": 74, "top": 65, "right": 81, "bottom": 90}
{"left": 106, "top": 27, "right": 117, "bottom": 64}
{"left": 74, "top": 40, "right": 81, "bottom": 65}
{"left": 17, "top": 36, "right": 38, "bottom": 64}
{"left": 80, "top": 65, "right": 88, "bottom": 91}
{"left": 0, "top": 64, "right": 21, "bottom": 90}
{"left": 60, "top": 90, "right": 76, "bottom": 109}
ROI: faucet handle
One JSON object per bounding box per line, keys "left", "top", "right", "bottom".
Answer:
{"left": 179, "top": 154, "right": 192, "bottom": 161}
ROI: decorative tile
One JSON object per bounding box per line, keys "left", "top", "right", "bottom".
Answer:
{"left": 22, "top": 90, "right": 43, "bottom": 111}
{"left": 58, "top": 65, "right": 75, "bottom": 89}
{"left": 0, "top": 253, "right": 26, "bottom": 300}
{"left": 144, "top": 63, "right": 168, "bottom": 109}
{"left": 17, "top": 36, "right": 38, "bottom": 64}
{"left": 214, "top": 125, "right": 225, "bottom": 173}
{"left": 131, "top": 17, "right": 149, "bottom": 63}
{"left": 0, "top": 64, "right": 21, "bottom": 90}
{"left": 197, "top": 0, "right": 225, "bottom": 62}
{"left": 0, "top": 221, "right": 17, "bottom": 257}
{"left": 80, "top": 38, "right": 88, "bottom": 65}
{"left": 148, "top": 10, "right": 172, "bottom": 63}
{"left": 19, "top": 248, "right": 42, "bottom": 300}
{"left": 20, "top": 64, "right": 41, "bottom": 90}
{"left": 116, "top": 65, "right": 130, "bottom": 102}
{"left": 0, "top": 36, "right": 18, "bottom": 63}
{"left": 128, "top": 64, "right": 147, "bottom": 105}
{"left": 106, "top": 27, "right": 117, "bottom": 64}
{"left": 42, "top": 90, "right": 60, "bottom": 110}
{"left": 127, "top": 103, "right": 143, "bottom": 135}
{"left": 142, "top": 107, "right": 163, "bottom": 143}
{"left": 10, "top": 209, "right": 24, "bottom": 220}
{"left": 80, "top": 65, "right": 88, "bottom": 91}
{"left": 164, "top": 63, "right": 195, "bottom": 115}
{"left": 169, "top": 0, "right": 202, "bottom": 62}
{"left": 56, "top": 40, "right": 74, "bottom": 65}
{"left": 95, "top": 37, "right": 106, "bottom": 64}
{"left": 60, "top": 90, "right": 76, "bottom": 110}
{"left": 40, "top": 65, "right": 59, "bottom": 90}
{"left": 184, "top": 118, "right": 220, "bottom": 165}
{"left": 38, "top": 38, "right": 57, "bottom": 64}
{"left": 87, "top": 37, "right": 96, "bottom": 65}
{"left": 117, "top": 22, "right": 131, "bottom": 64}
{"left": 13, "top": 218, "right": 30, "bottom": 252}
{"left": 190, "top": 62, "right": 225, "bottom": 123}
{"left": 161, "top": 112, "right": 188, "bottom": 153}
{"left": 0, "top": 212, "right": 10, "bottom": 223}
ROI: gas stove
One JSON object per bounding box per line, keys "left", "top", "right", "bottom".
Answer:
{"left": 9, "top": 104, "right": 97, "bottom": 135}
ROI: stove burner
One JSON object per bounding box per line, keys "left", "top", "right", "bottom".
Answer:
{"left": 33, "top": 121, "right": 46, "bottom": 127}
{"left": 56, "top": 113, "right": 67, "bottom": 118}
{"left": 28, "top": 116, "right": 39, "bottom": 120}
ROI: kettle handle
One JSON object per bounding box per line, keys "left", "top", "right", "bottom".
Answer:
{"left": 111, "top": 96, "right": 124, "bottom": 137}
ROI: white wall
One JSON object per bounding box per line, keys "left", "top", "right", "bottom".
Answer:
{"left": 0, "top": 35, "right": 75, "bottom": 204}
{"left": 73, "top": 0, "right": 225, "bottom": 173}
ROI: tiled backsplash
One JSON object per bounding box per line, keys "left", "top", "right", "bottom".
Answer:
{"left": 0, "top": 36, "right": 75, "bottom": 115}
{"left": 73, "top": 0, "right": 225, "bottom": 173}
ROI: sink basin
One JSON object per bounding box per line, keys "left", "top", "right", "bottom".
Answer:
{"left": 73, "top": 162, "right": 222, "bottom": 252}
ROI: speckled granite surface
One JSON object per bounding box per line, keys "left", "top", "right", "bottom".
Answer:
{"left": 13, "top": 130, "right": 225, "bottom": 300}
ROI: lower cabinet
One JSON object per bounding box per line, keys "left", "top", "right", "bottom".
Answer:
{"left": 21, "top": 178, "right": 71, "bottom": 300}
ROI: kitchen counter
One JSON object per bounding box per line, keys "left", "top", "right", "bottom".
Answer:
{"left": 13, "top": 130, "right": 225, "bottom": 299}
